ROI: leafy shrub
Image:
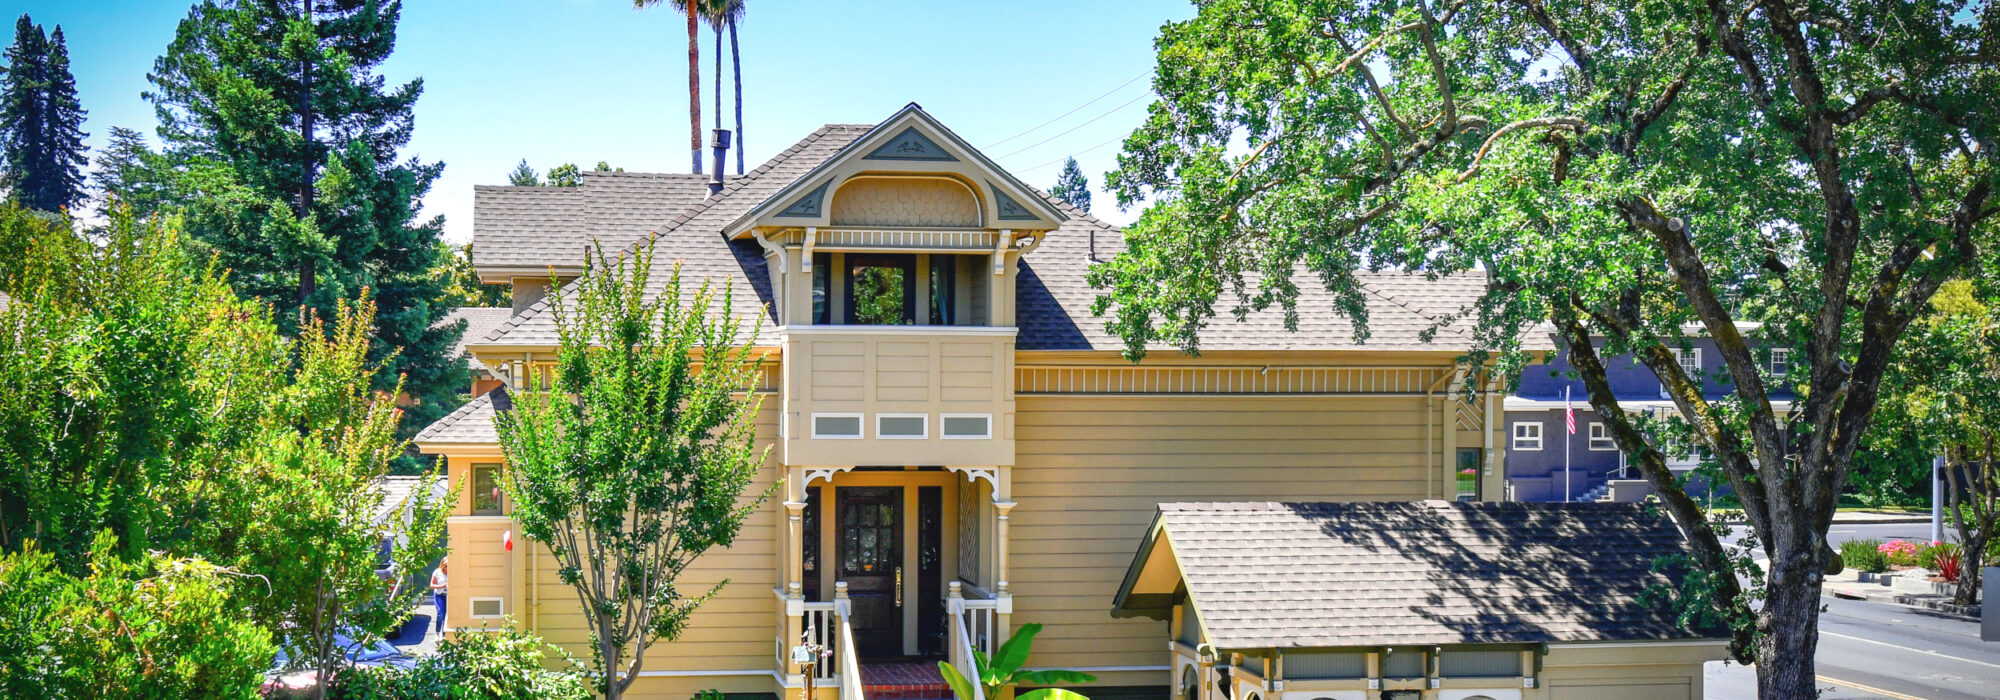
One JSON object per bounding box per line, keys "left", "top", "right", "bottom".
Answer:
{"left": 1878, "top": 539, "right": 1921, "bottom": 567}
{"left": 1932, "top": 544, "right": 1965, "bottom": 582}
{"left": 0, "top": 531, "right": 275, "bottom": 699}
{"left": 695, "top": 689, "right": 729, "bottom": 700}
{"left": 1916, "top": 541, "right": 1951, "bottom": 570}
{"left": 1842, "top": 539, "right": 1889, "bottom": 573}
{"left": 335, "top": 621, "right": 588, "bottom": 700}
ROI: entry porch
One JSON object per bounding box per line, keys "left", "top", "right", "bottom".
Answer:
{"left": 777, "top": 466, "right": 1016, "bottom": 700}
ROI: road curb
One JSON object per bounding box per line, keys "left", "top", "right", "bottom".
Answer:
{"left": 1823, "top": 587, "right": 1982, "bottom": 622}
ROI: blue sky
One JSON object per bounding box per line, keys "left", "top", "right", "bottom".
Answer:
{"left": 9, "top": 0, "right": 1193, "bottom": 242}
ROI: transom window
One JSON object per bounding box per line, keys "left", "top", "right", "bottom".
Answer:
{"left": 1512, "top": 423, "right": 1543, "bottom": 451}
{"left": 1588, "top": 422, "right": 1615, "bottom": 451}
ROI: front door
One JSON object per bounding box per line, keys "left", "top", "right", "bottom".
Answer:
{"left": 838, "top": 486, "right": 903, "bottom": 657}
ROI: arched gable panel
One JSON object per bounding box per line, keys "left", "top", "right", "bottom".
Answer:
{"left": 830, "top": 176, "right": 981, "bottom": 228}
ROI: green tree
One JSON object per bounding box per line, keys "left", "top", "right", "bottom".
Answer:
{"left": 1875, "top": 279, "right": 2000, "bottom": 605}
{"left": 1091, "top": 2, "right": 1997, "bottom": 696}
{"left": 0, "top": 531, "right": 277, "bottom": 699}
{"left": 147, "top": 0, "right": 463, "bottom": 443}
{"left": 507, "top": 158, "right": 540, "bottom": 186}
{"left": 0, "top": 204, "right": 283, "bottom": 566}
{"left": 1, "top": 16, "right": 89, "bottom": 213}
{"left": 635, "top": 0, "right": 705, "bottom": 174}
{"left": 594, "top": 160, "right": 623, "bottom": 173}
{"left": 90, "top": 126, "right": 169, "bottom": 217}
{"left": 1049, "top": 157, "right": 1090, "bottom": 213}
{"left": 545, "top": 162, "right": 582, "bottom": 187}
{"left": 436, "top": 241, "right": 510, "bottom": 307}
{"left": 224, "top": 296, "right": 451, "bottom": 699}
{"left": 495, "top": 242, "right": 769, "bottom": 700}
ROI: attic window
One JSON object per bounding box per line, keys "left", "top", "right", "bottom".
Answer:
{"left": 941, "top": 414, "right": 991, "bottom": 440}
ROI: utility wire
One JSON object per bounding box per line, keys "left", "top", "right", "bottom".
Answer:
{"left": 1016, "top": 132, "right": 1130, "bottom": 174}
{"left": 996, "top": 91, "right": 1153, "bottom": 160}
{"left": 986, "top": 71, "right": 1150, "bottom": 149}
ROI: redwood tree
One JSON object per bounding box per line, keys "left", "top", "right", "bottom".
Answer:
{"left": 1090, "top": 1, "right": 1998, "bottom": 697}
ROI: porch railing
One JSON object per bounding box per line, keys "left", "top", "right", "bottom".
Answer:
{"left": 956, "top": 582, "right": 1001, "bottom": 658}
{"left": 800, "top": 600, "right": 839, "bottom": 685}
{"left": 946, "top": 581, "right": 987, "bottom": 700}
{"left": 836, "top": 582, "right": 866, "bottom": 700}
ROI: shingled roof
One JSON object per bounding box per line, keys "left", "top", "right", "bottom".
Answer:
{"left": 414, "top": 388, "right": 504, "bottom": 445}
{"left": 436, "top": 307, "right": 514, "bottom": 370}
{"left": 1112, "top": 501, "right": 1709, "bottom": 650}
{"left": 474, "top": 124, "right": 874, "bottom": 347}
{"left": 472, "top": 171, "right": 712, "bottom": 271}
{"left": 465, "top": 115, "right": 1511, "bottom": 353}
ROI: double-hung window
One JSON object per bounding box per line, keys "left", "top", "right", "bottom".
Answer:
{"left": 1512, "top": 422, "right": 1543, "bottom": 451}
{"left": 1662, "top": 348, "right": 1702, "bottom": 397}
{"left": 1588, "top": 422, "right": 1615, "bottom": 451}
{"left": 1770, "top": 347, "right": 1791, "bottom": 376}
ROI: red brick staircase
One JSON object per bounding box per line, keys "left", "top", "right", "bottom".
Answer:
{"left": 860, "top": 660, "right": 954, "bottom": 700}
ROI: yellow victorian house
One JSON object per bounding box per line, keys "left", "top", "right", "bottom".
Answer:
{"left": 416, "top": 105, "right": 1724, "bottom": 700}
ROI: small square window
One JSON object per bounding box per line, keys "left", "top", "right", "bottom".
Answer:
{"left": 877, "top": 414, "right": 927, "bottom": 439}
{"left": 1512, "top": 423, "right": 1543, "bottom": 451}
{"left": 1588, "top": 423, "right": 1615, "bottom": 451}
{"left": 811, "top": 413, "right": 862, "bottom": 439}
{"left": 471, "top": 464, "right": 503, "bottom": 516}
{"left": 469, "top": 597, "right": 504, "bottom": 619}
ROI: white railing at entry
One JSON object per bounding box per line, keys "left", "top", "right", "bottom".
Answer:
{"left": 957, "top": 583, "right": 1001, "bottom": 659}
{"left": 836, "top": 582, "right": 866, "bottom": 700}
{"left": 800, "top": 600, "right": 840, "bottom": 685}
{"left": 946, "top": 581, "right": 987, "bottom": 700}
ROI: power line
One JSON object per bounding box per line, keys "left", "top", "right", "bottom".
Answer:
{"left": 986, "top": 71, "right": 1150, "bottom": 149}
{"left": 996, "top": 91, "right": 1152, "bottom": 160}
{"left": 1016, "top": 132, "right": 1129, "bottom": 174}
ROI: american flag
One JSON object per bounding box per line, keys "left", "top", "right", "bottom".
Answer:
{"left": 1565, "top": 387, "right": 1577, "bottom": 434}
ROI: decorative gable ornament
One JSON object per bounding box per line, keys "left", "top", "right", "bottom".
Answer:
{"left": 988, "top": 182, "right": 1037, "bottom": 221}
{"left": 776, "top": 182, "right": 830, "bottom": 218}
{"left": 863, "top": 127, "right": 957, "bottom": 162}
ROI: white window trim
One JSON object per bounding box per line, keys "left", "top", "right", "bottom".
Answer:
{"left": 940, "top": 413, "right": 994, "bottom": 440}
{"left": 875, "top": 413, "right": 928, "bottom": 440}
{"left": 1511, "top": 423, "right": 1543, "bottom": 451}
{"left": 468, "top": 596, "right": 505, "bottom": 619}
{"left": 1587, "top": 422, "right": 1615, "bottom": 451}
{"left": 810, "top": 412, "right": 864, "bottom": 440}
{"left": 1662, "top": 347, "right": 1703, "bottom": 397}
{"left": 1770, "top": 347, "right": 1791, "bottom": 376}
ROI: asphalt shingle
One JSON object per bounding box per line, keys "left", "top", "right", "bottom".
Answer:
{"left": 435, "top": 307, "right": 514, "bottom": 370}
{"left": 1148, "top": 500, "right": 1703, "bottom": 649}
{"left": 414, "top": 389, "right": 503, "bottom": 445}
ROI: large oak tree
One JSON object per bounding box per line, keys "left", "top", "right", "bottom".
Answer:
{"left": 1091, "top": 1, "right": 1999, "bottom": 696}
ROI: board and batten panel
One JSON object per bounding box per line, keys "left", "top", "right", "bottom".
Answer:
{"left": 1008, "top": 394, "right": 1438, "bottom": 670}
{"left": 518, "top": 402, "right": 784, "bottom": 674}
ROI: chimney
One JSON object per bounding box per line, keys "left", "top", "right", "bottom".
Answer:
{"left": 709, "top": 128, "right": 732, "bottom": 196}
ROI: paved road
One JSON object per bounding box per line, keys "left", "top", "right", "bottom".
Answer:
{"left": 1706, "top": 596, "right": 2000, "bottom": 699}
{"left": 1705, "top": 522, "right": 1995, "bottom": 699}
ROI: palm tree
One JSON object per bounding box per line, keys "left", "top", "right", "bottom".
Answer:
{"left": 634, "top": 0, "right": 702, "bottom": 173}
{"left": 701, "top": 0, "right": 747, "bottom": 175}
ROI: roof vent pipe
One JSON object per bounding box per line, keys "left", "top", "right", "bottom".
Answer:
{"left": 708, "top": 128, "right": 732, "bottom": 196}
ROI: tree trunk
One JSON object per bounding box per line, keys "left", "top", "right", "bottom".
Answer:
{"left": 730, "top": 16, "right": 743, "bottom": 175}
{"left": 601, "top": 621, "right": 624, "bottom": 700}
{"left": 1755, "top": 555, "right": 1825, "bottom": 698}
{"left": 297, "top": 0, "right": 318, "bottom": 309}
{"left": 1958, "top": 536, "right": 1985, "bottom": 606}
{"left": 686, "top": 2, "right": 701, "bottom": 175}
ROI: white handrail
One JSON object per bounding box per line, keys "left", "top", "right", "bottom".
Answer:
{"left": 836, "top": 582, "right": 866, "bottom": 700}
{"left": 947, "top": 582, "right": 987, "bottom": 700}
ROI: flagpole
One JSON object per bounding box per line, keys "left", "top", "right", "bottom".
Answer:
{"left": 1564, "top": 386, "right": 1573, "bottom": 503}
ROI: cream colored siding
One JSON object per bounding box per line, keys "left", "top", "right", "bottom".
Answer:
{"left": 1009, "top": 395, "right": 1439, "bottom": 669}
{"left": 516, "top": 403, "right": 784, "bottom": 673}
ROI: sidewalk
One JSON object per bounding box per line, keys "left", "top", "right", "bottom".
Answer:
{"left": 1824, "top": 569, "right": 1981, "bottom": 621}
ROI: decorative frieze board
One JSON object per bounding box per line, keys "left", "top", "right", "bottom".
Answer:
{"left": 767, "top": 226, "right": 1006, "bottom": 251}
{"left": 1014, "top": 365, "right": 1456, "bottom": 395}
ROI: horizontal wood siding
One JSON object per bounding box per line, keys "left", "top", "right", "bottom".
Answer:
{"left": 518, "top": 404, "right": 784, "bottom": 673}
{"left": 1009, "top": 395, "right": 1434, "bottom": 669}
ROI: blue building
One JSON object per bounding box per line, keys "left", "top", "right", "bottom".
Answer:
{"left": 1504, "top": 331, "right": 1795, "bottom": 502}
